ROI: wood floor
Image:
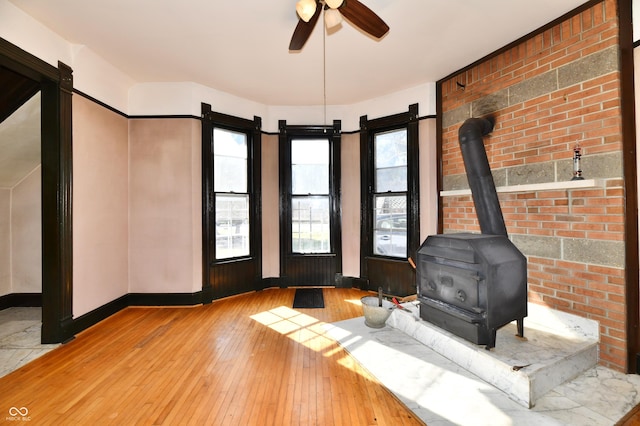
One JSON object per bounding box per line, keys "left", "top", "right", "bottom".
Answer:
{"left": 617, "top": 402, "right": 640, "bottom": 426}
{"left": 0, "top": 288, "right": 424, "bottom": 425}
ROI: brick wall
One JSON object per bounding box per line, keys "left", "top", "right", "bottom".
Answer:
{"left": 438, "top": 0, "right": 628, "bottom": 370}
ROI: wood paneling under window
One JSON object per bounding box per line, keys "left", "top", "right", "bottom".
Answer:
{"left": 210, "top": 259, "right": 259, "bottom": 298}
{"left": 281, "top": 254, "right": 337, "bottom": 287}
{"left": 365, "top": 257, "right": 416, "bottom": 297}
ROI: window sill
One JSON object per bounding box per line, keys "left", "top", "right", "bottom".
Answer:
{"left": 440, "top": 178, "right": 605, "bottom": 197}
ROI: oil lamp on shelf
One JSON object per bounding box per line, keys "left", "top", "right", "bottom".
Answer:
{"left": 571, "top": 143, "right": 584, "bottom": 180}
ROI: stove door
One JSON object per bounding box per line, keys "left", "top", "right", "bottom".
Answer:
{"left": 419, "top": 261, "right": 483, "bottom": 313}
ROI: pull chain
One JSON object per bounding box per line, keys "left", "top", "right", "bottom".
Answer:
{"left": 323, "top": 12, "right": 327, "bottom": 126}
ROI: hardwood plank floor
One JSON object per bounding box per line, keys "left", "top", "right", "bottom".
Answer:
{"left": 0, "top": 288, "right": 424, "bottom": 425}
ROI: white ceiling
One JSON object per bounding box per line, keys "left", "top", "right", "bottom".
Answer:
{"left": 8, "top": 0, "right": 589, "bottom": 106}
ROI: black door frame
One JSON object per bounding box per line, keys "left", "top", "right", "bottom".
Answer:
{"left": 0, "top": 38, "right": 74, "bottom": 343}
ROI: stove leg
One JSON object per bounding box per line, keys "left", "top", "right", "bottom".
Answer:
{"left": 485, "top": 329, "right": 497, "bottom": 350}
{"left": 516, "top": 318, "right": 524, "bottom": 338}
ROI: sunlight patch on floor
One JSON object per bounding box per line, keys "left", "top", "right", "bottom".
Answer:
{"left": 250, "top": 306, "right": 337, "bottom": 353}
{"left": 325, "top": 319, "right": 516, "bottom": 426}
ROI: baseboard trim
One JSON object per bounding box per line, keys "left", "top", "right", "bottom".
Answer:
{"left": 68, "top": 292, "right": 204, "bottom": 336}
{"left": 69, "top": 295, "right": 129, "bottom": 336}
{"left": 128, "top": 292, "right": 204, "bottom": 306}
{"left": 336, "top": 275, "right": 364, "bottom": 289}
{"left": 260, "top": 277, "right": 281, "bottom": 290}
{"left": 3, "top": 283, "right": 360, "bottom": 342}
{"left": 0, "top": 293, "right": 42, "bottom": 310}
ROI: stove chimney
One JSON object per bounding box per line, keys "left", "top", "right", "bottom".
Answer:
{"left": 458, "top": 117, "right": 507, "bottom": 237}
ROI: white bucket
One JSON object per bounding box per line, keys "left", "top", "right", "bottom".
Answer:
{"left": 361, "top": 296, "right": 394, "bottom": 328}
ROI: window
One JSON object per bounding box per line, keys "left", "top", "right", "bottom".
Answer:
{"left": 291, "top": 139, "right": 330, "bottom": 253}
{"left": 278, "top": 120, "right": 342, "bottom": 288}
{"left": 360, "top": 104, "right": 419, "bottom": 270}
{"left": 202, "top": 105, "right": 262, "bottom": 299}
{"left": 373, "top": 129, "right": 408, "bottom": 258}
{"left": 213, "top": 127, "right": 250, "bottom": 259}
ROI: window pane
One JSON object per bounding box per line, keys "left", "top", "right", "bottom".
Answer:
{"left": 373, "top": 195, "right": 407, "bottom": 258}
{"left": 292, "top": 139, "right": 329, "bottom": 194}
{"left": 214, "top": 128, "right": 247, "bottom": 193}
{"left": 291, "top": 196, "right": 330, "bottom": 253}
{"left": 215, "top": 194, "right": 249, "bottom": 259}
{"left": 375, "top": 129, "right": 407, "bottom": 192}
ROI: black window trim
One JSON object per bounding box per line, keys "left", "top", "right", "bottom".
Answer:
{"left": 201, "top": 105, "right": 262, "bottom": 267}
{"left": 278, "top": 120, "right": 342, "bottom": 262}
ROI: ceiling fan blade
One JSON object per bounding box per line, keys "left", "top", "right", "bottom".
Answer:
{"left": 289, "top": 1, "right": 322, "bottom": 51}
{"left": 339, "top": 0, "right": 389, "bottom": 39}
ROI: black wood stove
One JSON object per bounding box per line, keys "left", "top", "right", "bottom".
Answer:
{"left": 417, "top": 117, "right": 527, "bottom": 349}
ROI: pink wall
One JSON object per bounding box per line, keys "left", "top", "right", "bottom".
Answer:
{"left": 341, "top": 132, "right": 361, "bottom": 277}
{"left": 68, "top": 101, "right": 438, "bottom": 314}
{"left": 261, "top": 133, "right": 280, "bottom": 278}
{"left": 419, "top": 118, "right": 438, "bottom": 242}
{"left": 72, "top": 95, "right": 129, "bottom": 316}
{"left": 128, "top": 118, "right": 202, "bottom": 294}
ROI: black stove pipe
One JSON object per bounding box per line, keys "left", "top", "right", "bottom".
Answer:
{"left": 458, "top": 117, "right": 508, "bottom": 237}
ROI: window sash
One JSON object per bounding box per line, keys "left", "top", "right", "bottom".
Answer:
{"left": 291, "top": 139, "right": 329, "bottom": 195}
{"left": 214, "top": 127, "right": 248, "bottom": 193}
{"left": 373, "top": 194, "right": 407, "bottom": 258}
{"left": 372, "top": 127, "right": 408, "bottom": 259}
{"left": 291, "top": 195, "right": 330, "bottom": 254}
{"left": 215, "top": 193, "right": 250, "bottom": 259}
{"left": 374, "top": 129, "right": 407, "bottom": 193}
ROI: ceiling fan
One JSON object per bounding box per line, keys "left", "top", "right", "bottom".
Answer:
{"left": 289, "top": 0, "right": 389, "bottom": 51}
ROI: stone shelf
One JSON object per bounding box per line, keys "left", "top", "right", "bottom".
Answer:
{"left": 440, "top": 178, "right": 605, "bottom": 197}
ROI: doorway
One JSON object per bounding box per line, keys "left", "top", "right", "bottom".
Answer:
{"left": 0, "top": 86, "right": 41, "bottom": 302}
{"left": 0, "top": 37, "right": 73, "bottom": 344}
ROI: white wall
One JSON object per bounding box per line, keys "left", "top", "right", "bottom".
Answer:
{"left": 634, "top": 0, "right": 639, "bottom": 43}
{"left": 11, "top": 166, "right": 41, "bottom": 293}
{"left": 0, "top": 1, "right": 133, "bottom": 113}
{"left": 0, "top": 188, "right": 9, "bottom": 295}
{"left": 633, "top": 45, "right": 640, "bottom": 290}
{"left": 0, "top": 168, "right": 42, "bottom": 297}
{"left": 128, "top": 81, "right": 436, "bottom": 132}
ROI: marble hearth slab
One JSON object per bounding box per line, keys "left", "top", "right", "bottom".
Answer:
{"left": 386, "top": 302, "right": 599, "bottom": 408}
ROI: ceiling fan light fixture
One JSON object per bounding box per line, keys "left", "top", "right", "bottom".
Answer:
{"left": 324, "top": 8, "right": 342, "bottom": 29}
{"left": 325, "top": 0, "right": 344, "bottom": 9}
{"left": 296, "top": 0, "right": 317, "bottom": 22}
